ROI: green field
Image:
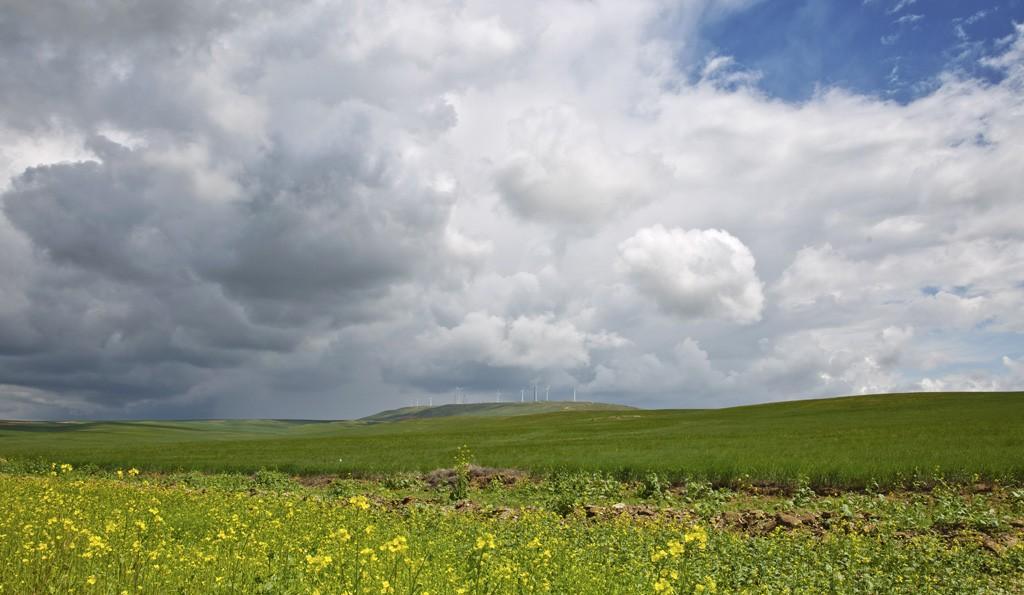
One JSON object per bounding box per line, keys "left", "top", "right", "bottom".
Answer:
{"left": 2, "top": 392, "right": 1023, "bottom": 487}
{"left": 3, "top": 392, "right": 1024, "bottom": 593}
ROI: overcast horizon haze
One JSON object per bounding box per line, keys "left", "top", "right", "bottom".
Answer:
{"left": 2, "top": 0, "right": 1024, "bottom": 420}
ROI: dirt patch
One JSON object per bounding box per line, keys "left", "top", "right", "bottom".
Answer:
{"left": 423, "top": 465, "right": 528, "bottom": 488}
{"left": 294, "top": 474, "right": 337, "bottom": 488}
{"left": 581, "top": 503, "right": 693, "bottom": 523}
{"left": 708, "top": 509, "right": 1024, "bottom": 548}
{"left": 711, "top": 509, "right": 858, "bottom": 535}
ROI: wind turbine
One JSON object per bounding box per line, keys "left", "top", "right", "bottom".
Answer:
{"left": 573, "top": 385, "right": 577, "bottom": 402}
{"left": 520, "top": 389, "right": 525, "bottom": 403}
{"left": 545, "top": 385, "right": 550, "bottom": 401}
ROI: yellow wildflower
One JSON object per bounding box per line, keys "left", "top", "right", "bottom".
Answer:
{"left": 684, "top": 526, "right": 708, "bottom": 550}
{"left": 382, "top": 535, "right": 409, "bottom": 553}
{"left": 667, "top": 539, "right": 685, "bottom": 557}
{"left": 474, "top": 533, "right": 496, "bottom": 551}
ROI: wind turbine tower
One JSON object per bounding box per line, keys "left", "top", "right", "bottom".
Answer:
{"left": 573, "top": 386, "right": 577, "bottom": 402}
{"left": 520, "top": 389, "right": 525, "bottom": 403}
{"left": 545, "top": 386, "right": 550, "bottom": 401}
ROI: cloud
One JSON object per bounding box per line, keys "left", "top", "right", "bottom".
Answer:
{"left": 919, "top": 355, "right": 1024, "bottom": 392}
{"left": 395, "top": 311, "right": 627, "bottom": 392}
{"left": 773, "top": 240, "right": 1024, "bottom": 333}
{"left": 744, "top": 325, "right": 916, "bottom": 398}
{"left": 422, "top": 312, "right": 595, "bottom": 370}
{"left": 618, "top": 226, "right": 764, "bottom": 324}
{"left": 495, "top": 105, "right": 668, "bottom": 225}
{"left": 894, "top": 14, "right": 923, "bottom": 26}
{"left": 887, "top": 0, "right": 918, "bottom": 16}
{"left": 982, "top": 23, "right": 1024, "bottom": 86}
{"left": 774, "top": 244, "right": 883, "bottom": 309}
{"left": 585, "top": 338, "right": 734, "bottom": 401}
{"left": 699, "top": 54, "right": 763, "bottom": 89}
{"left": 0, "top": 0, "right": 1023, "bottom": 418}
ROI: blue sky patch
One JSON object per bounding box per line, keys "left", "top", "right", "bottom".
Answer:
{"left": 700, "top": 0, "right": 1024, "bottom": 103}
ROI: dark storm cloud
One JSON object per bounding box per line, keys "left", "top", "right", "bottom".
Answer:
{"left": 0, "top": 0, "right": 458, "bottom": 415}
{"left": 0, "top": 125, "right": 455, "bottom": 414}
{"left": 6, "top": 139, "right": 193, "bottom": 284}
{"left": 0, "top": 0, "right": 279, "bottom": 133}
{"left": 202, "top": 139, "right": 452, "bottom": 310}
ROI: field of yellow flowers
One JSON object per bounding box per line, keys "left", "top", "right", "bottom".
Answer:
{"left": 1, "top": 465, "right": 1022, "bottom": 594}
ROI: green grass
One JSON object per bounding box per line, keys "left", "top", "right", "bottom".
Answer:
{"left": 1, "top": 392, "right": 1023, "bottom": 487}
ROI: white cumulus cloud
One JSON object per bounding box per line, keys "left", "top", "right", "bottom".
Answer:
{"left": 617, "top": 226, "right": 764, "bottom": 324}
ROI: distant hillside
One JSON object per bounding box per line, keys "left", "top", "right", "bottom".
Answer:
{"left": 2, "top": 392, "right": 1022, "bottom": 487}
{"left": 361, "top": 401, "right": 637, "bottom": 422}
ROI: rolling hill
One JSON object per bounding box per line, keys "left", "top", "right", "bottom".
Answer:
{"left": 1, "top": 392, "right": 1022, "bottom": 487}
{"left": 361, "top": 401, "right": 636, "bottom": 422}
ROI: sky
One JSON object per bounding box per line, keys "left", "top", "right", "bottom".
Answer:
{"left": 1, "top": 0, "right": 1023, "bottom": 420}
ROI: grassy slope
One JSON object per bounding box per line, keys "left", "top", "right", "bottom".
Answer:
{"left": 362, "top": 401, "right": 635, "bottom": 422}
{"left": 1, "top": 392, "right": 1022, "bottom": 486}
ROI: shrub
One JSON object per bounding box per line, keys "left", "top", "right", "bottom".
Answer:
{"left": 543, "top": 471, "right": 624, "bottom": 515}
{"left": 251, "top": 469, "right": 295, "bottom": 492}
{"left": 638, "top": 472, "right": 665, "bottom": 500}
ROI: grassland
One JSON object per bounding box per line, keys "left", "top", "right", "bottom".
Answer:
{"left": 1, "top": 392, "right": 1023, "bottom": 487}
